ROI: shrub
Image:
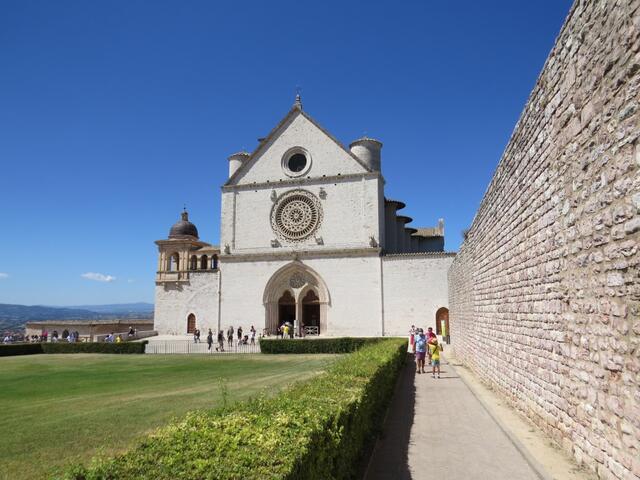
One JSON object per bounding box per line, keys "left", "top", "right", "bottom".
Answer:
{"left": 42, "top": 341, "right": 148, "bottom": 354}
{"left": 260, "top": 337, "right": 385, "bottom": 354}
{"left": 0, "top": 343, "right": 43, "bottom": 357}
{"left": 66, "top": 338, "right": 407, "bottom": 480}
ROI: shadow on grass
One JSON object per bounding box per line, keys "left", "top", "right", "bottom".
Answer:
{"left": 363, "top": 356, "right": 417, "bottom": 480}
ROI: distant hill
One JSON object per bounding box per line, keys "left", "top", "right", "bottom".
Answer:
{"left": 63, "top": 303, "right": 154, "bottom": 314}
{"left": 0, "top": 303, "right": 154, "bottom": 332}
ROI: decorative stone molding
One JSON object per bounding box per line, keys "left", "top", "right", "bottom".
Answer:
{"left": 289, "top": 272, "right": 307, "bottom": 288}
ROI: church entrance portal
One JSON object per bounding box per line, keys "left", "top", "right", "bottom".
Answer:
{"left": 263, "top": 263, "right": 330, "bottom": 336}
{"left": 302, "top": 290, "right": 320, "bottom": 335}
{"left": 187, "top": 313, "right": 196, "bottom": 334}
{"left": 278, "top": 291, "right": 296, "bottom": 331}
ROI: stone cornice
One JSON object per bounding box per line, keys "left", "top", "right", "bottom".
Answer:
{"left": 221, "top": 171, "right": 383, "bottom": 192}
{"left": 382, "top": 251, "right": 457, "bottom": 259}
{"left": 221, "top": 247, "right": 382, "bottom": 263}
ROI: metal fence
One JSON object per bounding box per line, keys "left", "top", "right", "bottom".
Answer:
{"left": 145, "top": 340, "right": 261, "bottom": 355}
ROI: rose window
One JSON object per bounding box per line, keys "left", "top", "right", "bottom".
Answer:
{"left": 271, "top": 190, "right": 322, "bottom": 241}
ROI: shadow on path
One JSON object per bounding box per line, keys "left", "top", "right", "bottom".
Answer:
{"left": 364, "top": 357, "right": 416, "bottom": 480}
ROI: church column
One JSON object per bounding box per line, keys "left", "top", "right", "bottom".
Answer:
{"left": 295, "top": 300, "right": 303, "bottom": 337}
{"left": 265, "top": 303, "right": 278, "bottom": 335}
{"left": 320, "top": 303, "right": 328, "bottom": 336}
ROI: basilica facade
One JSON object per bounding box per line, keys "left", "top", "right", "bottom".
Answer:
{"left": 154, "top": 97, "right": 454, "bottom": 337}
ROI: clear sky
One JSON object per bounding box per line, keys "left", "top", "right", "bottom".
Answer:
{"left": 0, "top": 0, "right": 573, "bottom": 306}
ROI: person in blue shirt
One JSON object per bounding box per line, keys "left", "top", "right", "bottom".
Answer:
{"left": 414, "top": 329, "right": 428, "bottom": 374}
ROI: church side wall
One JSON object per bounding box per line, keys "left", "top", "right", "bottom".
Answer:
{"left": 382, "top": 254, "right": 454, "bottom": 336}
{"left": 154, "top": 272, "right": 219, "bottom": 335}
{"left": 448, "top": 1, "right": 640, "bottom": 478}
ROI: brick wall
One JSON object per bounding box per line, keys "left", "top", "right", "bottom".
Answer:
{"left": 448, "top": 1, "right": 640, "bottom": 478}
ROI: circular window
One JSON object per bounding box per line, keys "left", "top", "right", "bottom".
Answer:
{"left": 271, "top": 190, "right": 323, "bottom": 241}
{"left": 287, "top": 153, "right": 307, "bottom": 172}
{"left": 282, "top": 148, "right": 312, "bottom": 177}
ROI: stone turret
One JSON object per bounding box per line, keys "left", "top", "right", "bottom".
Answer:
{"left": 349, "top": 137, "right": 382, "bottom": 171}
{"left": 228, "top": 151, "right": 250, "bottom": 178}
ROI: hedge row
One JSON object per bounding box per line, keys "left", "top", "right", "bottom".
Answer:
{"left": 260, "top": 337, "right": 385, "bottom": 354}
{"left": 67, "top": 338, "right": 407, "bottom": 480}
{"left": 43, "top": 341, "right": 148, "bottom": 354}
{"left": 0, "top": 341, "right": 148, "bottom": 356}
{"left": 0, "top": 343, "right": 43, "bottom": 357}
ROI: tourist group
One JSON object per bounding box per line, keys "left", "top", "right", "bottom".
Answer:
{"left": 408, "top": 325, "right": 442, "bottom": 378}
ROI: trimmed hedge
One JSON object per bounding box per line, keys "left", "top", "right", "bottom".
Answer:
{"left": 260, "top": 337, "right": 385, "bottom": 354}
{"left": 42, "top": 341, "right": 148, "bottom": 354}
{"left": 0, "top": 343, "right": 43, "bottom": 357}
{"left": 66, "top": 338, "right": 407, "bottom": 480}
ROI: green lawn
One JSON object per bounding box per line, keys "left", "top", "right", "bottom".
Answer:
{"left": 0, "top": 353, "right": 337, "bottom": 480}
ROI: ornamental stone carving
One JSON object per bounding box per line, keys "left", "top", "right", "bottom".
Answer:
{"left": 289, "top": 272, "right": 307, "bottom": 288}
{"left": 271, "top": 190, "right": 323, "bottom": 242}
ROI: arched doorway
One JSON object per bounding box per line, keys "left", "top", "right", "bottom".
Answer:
{"left": 187, "top": 313, "right": 196, "bottom": 334}
{"left": 302, "top": 290, "right": 320, "bottom": 335}
{"left": 436, "top": 307, "right": 449, "bottom": 344}
{"left": 263, "top": 262, "right": 330, "bottom": 336}
{"left": 278, "top": 291, "right": 296, "bottom": 331}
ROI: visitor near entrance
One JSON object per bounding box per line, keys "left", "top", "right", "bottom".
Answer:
{"left": 408, "top": 325, "right": 416, "bottom": 353}
{"left": 414, "top": 329, "right": 427, "bottom": 374}
{"left": 207, "top": 329, "right": 213, "bottom": 350}
{"left": 429, "top": 336, "right": 441, "bottom": 379}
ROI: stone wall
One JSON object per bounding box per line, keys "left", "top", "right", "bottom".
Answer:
{"left": 448, "top": 1, "right": 640, "bottom": 479}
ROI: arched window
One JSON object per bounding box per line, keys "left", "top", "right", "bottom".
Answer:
{"left": 190, "top": 255, "right": 198, "bottom": 270}
{"left": 168, "top": 253, "right": 179, "bottom": 272}
{"left": 200, "top": 255, "right": 208, "bottom": 270}
{"left": 212, "top": 254, "right": 219, "bottom": 270}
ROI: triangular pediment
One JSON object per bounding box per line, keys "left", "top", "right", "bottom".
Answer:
{"left": 225, "top": 106, "right": 370, "bottom": 186}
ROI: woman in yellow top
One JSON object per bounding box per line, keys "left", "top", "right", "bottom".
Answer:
{"left": 428, "top": 338, "right": 441, "bottom": 379}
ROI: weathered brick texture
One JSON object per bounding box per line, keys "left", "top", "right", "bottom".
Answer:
{"left": 448, "top": 1, "right": 640, "bottom": 478}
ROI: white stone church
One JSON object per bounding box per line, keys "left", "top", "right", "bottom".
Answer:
{"left": 154, "top": 97, "right": 454, "bottom": 337}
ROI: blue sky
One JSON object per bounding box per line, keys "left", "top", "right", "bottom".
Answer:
{"left": 0, "top": 0, "right": 573, "bottom": 305}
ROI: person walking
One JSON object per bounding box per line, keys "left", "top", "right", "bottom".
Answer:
{"left": 408, "top": 325, "right": 416, "bottom": 353}
{"left": 227, "top": 326, "right": 234, "bottom": 347}
{"left": 207, "top": 329, "right": 213, "bottom": 351}
{"left": 250, "top": 326, "right": 256, "bottom": 345}
{"left": 414, "top": 329, "right": 427, "bottom": 374}
{"left": 217, "top": 330, "right": 225, "bottom": 352}
{"left": 237, "top": 326, "right": 243, "bottom": 342}
{"left": 283, "top": 323, "right": 290, "bottom": 339}
{"left": 429, "top": 336, "right": 441, "bottom": 378}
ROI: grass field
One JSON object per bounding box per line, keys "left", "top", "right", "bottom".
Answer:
{"left": 0, "top": 353, "right": 337, "bottom": 480}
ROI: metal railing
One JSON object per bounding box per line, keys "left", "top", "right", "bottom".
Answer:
{"left": 303, "top": 326, "right": 319, "bottom": 336}
{"left": 145, "top": 339, "right": 261, "bottom": 354}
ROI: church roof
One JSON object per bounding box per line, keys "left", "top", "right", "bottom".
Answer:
{"left": 412, "top": 227, "right": 444, "bottom": 238}
{"left": 385, "top": 198, "right": 406, "bottom": 209}
{"left": 169, "top": 210, "right": 199, "bottom": 239}
{"left": 224, "top": 99, "right": 373, "bottom": 186}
